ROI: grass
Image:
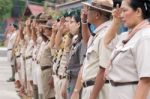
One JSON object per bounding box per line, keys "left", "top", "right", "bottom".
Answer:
{"left": 0, "top": 41, "right": 4, "bottom": 47}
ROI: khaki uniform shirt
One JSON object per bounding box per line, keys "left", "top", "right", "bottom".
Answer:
{"left": 7, "top": 31, "right": 17, "bottom": 50}
{"left": 39, "top": 41, "right": 53, "bottom": 67}
{"left": 25, "top": 39, "right": 34, "bottom": 58}
{"left": 82, "top": 21, "right": 111, "bottom": 81}
{"left": 36, "top": 41, "right": 46, "bottom": 64}
{"left": 108, "top": 28, "right": 150, "bottom": 82}
{"left": 53, "top": 34, "right": 69, "bottom": 76}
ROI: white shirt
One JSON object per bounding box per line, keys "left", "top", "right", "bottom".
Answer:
{"left": 82, "top": 21, "right": 111, "bottom": 81}
{"left": 108, "top": 28, "right": 150, "bottom": 82}
{"left": 7, "top": 31, "right": 18, "bottom": 49}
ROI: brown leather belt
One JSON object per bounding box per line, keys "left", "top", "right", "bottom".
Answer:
{"left": 57, "top": 75, "right": 66, "bottom": 79}
{"left": 16, "top": 55, "right": 21, "bottom": 58}
{"left": 8, "top": 49, "right": 12, "bottom": 51}
{"left": 110, "top": 80, "right": 138, "bottom": 87}
{"left": 83, "top": 80, "right": 109, "bottom": 88}
{"left": 41, "top": 66, "right": 51, "bottom": 71}
{"left": 26, "top": 56, "right": 32, "bottom": 60}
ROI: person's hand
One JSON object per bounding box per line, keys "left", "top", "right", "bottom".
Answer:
{"left": 61, "top": 81, "right": 67, "bottom": 98}
{"left": 48, "top": 76, "right": 54, "bottom": 88}
{"left": 52, "top": 22, "right": 58, "bottom": 33}
{"left": 59, "top": 17, "right": 66, "bottom": 31}
{"left": 89, "top": 93, "right": 96, "bottom": 99}
{"left": 112, "top": 4, "right": 122, "bottom": 24}
{"left": 19, "top": 22, "right": 24, "bottom": 30}
{"left": 81, "top": 9, "right": 88, "bottom": 23}
{"left": 26, "top": 19, "right": 31, "bottom": 26}
{"left": 31, "top": 19, "right": 36, "bottom": 28}
{"left": 71, "top": 91, "right": 79, "bottom": 99}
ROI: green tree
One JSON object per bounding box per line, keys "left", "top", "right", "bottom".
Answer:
{"left": 0, "top": 0, "right": 13, "bottom": 20}
{"left": 30, "top": 0, "right": 44, "bottom": 3}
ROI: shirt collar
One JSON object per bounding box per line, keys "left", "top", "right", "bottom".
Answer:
{"left": 94, "top": 21, "right": 111, "bottom": 34}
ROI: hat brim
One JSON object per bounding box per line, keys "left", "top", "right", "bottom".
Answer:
{"left": 36, "top": 19, "right": 47, "bottom": 22}
{"left": 40, "top": 25, "right": 52, "bottom": 28}
{"left": 82, "top": 2, "right": 112, "bottom": 13}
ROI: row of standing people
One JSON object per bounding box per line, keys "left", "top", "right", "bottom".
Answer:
{"left": 6, "top": 0, "right": 150, "bottom": 99}
{"left": 7, "top": 9, "right": 86, "bottom": 99}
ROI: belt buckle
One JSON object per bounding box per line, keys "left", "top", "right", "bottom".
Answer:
{"left": 59, "top": 75, "right": 62, "bottom": 79}
{"left": 110, "top": 80, "right": 117, "bottom": 86}
{"left": 84, "top": 81, "right": 87, "bottom": 87}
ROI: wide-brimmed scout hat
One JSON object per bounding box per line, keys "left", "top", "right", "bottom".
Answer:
{"left": 40, "top": 20, "right": 53, "bottom": 29}
{"left": 82, "top": 0, "right": 113, "bottom": 13}
{"left": 36, "top": 13, "right": 48, "bottom": 22}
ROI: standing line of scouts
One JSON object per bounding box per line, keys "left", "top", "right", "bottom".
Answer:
{"left": 6, "top": 0, "right": 150, "bottom": 99}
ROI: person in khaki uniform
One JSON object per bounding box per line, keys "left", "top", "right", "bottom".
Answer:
{"left": 30, "top": 13, "right": 47, "bottom": 99}
{"left": 102, "top": 0, "right": 150, "bottom": 99}
{"left": 7, "top": 24, "right": 19, "bottom": 82}
{"left": 60, "top": 14, "right": 87, "bottom": 99}
{"left": 13, "top": 23, "right": 23, "bottom": 90}
{"left": 52, "top": 15, "right": 71, "bottom": 99}
{"left": 40, "top": 20, "right": 55, "bottom": 99}
{"left": 19, "top": 30, "right": 27, "bottom": 96}
{"left": 25, "top": 31, "right": 34, "bottom": 96}
{"left": 71, "top": 0, "right": 112, "bottom": 99}
{"left": 32, "top": 14, "right": 48, "bottom": 99}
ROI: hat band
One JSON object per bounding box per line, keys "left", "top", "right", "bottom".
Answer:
{"left": 92, "top": 2, "right": 113, "bottom": 11}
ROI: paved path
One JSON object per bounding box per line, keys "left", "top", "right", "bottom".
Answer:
{"left": 0, "top": 47, "right": 20, "bottom": 99}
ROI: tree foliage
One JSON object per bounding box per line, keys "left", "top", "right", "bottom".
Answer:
{"left": 30, "top": 0, "right": 44, "bottom": 3}
{"left": 0, "top": 0, "right": 13, "bottom": 20}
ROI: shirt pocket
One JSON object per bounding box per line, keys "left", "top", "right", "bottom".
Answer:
{"left": 120, "top": 46, "right": 132, "bottom": 52}
{"left": 86, "top": 47, "right": 98, "bottom": 60}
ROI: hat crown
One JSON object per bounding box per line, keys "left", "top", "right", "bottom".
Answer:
{"left": 44, "top": 21, "right": 52, "bottom": 28}
{"left": 39, "top": 13, "right": 47, "bottom": 19}
{"left": 92, "top": 0, "right": 113, "bottom": 9}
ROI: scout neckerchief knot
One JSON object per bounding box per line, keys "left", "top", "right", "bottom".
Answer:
{"left": 105, "top": 19, "right": 150, "bottom": 78}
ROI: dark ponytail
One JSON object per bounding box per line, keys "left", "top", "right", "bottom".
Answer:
{"left": 72, "top": 13, "right": 82, "bottom": 42}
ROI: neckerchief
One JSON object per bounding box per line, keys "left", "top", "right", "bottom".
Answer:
{"left": 105, "top": 19, "right": 150, "bottom": 78}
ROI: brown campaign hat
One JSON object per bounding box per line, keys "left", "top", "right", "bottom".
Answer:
{"left": 40, "top": 20, "right": 53, "bottom": 29}
{"left": 36, "top": 13, "right": 47, "bottom": 22}
{"left": 82, "top": 0, "right": 113, "bottom": 13}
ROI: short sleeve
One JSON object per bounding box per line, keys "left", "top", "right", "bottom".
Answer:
{"left": 99, "top": 39, "right": 112, "bottom": 68}
{"left": 135, "top": 37, "right": 150, "bottom": 78}
{"left": 107, "top": 35, "right": 119, "bottom": 50}
{"left": 107, "top": 32, "right": 128, "bottom": 50}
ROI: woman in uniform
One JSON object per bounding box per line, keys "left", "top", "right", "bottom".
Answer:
{"left": 103, "top": 0, "right": 150, "bottom": 99}
{"left": 61, "top": 13, "right": 87, "bottom": 99}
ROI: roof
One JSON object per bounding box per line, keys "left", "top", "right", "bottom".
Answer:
{"left": 46, "top": 0, "right": 82, "bottom": 11}
{"left": 28, "top": 4, "right": 44, "bottom": 15}
{"left": 24, "top": 4, "right": 44, "bottom": 16}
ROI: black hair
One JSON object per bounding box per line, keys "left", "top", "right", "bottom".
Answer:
{"left": 113, "top": 0, "right": 122, "bottom": 8}
{"left": 57, "top": 18, "right": 60, "bottom": 22}
{"left": 129, "top": 0, "right": 150, "bottom": 19}
{"left": 71, "top": 13, "right": 82, "bottom": 42}
{"left": 12, "top": 23, "right": 18, "bottom": 30}
{"left": 63, "top": 11, "right": 72, "bottom": 17}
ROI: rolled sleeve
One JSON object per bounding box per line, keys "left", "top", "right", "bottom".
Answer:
{"left": 136, "top": 37, "right": 150, "bottom": 78}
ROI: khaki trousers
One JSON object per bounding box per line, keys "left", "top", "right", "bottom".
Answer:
{"left": 53, "top": 75, "right": 66, "bottom": 99}
{"left": 82, "top": 83, "right": 109, "bottom": 99}
{"left": 41, "top": 68, "right": 55, "bottom": 99}
{"left": 109, "top": 84, "right": 150, "bottom": 99}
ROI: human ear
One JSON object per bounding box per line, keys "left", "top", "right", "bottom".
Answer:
{"left": 136, "top": 8, "right": 143, "bottom": 18}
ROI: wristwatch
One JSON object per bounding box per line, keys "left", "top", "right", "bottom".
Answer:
{"left": 74, "top": 88, "right": 79, "bottom": 93}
